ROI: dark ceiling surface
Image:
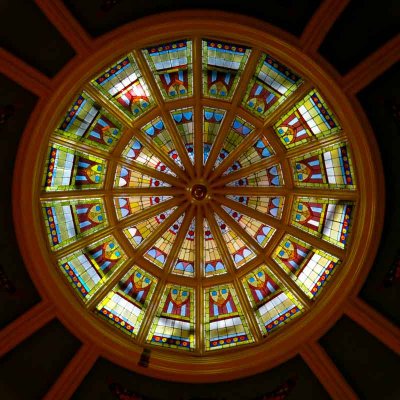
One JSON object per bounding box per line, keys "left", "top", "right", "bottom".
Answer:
{"left": 0, "top": 1, "right": 399, "bottom": 399}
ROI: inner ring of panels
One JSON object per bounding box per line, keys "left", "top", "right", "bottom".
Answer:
{"left": 41, "top": 37, "right": 356, "bottom": 353}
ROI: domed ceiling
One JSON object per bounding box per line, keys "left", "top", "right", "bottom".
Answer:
{"left": 1, "top": 1, "right": 399, "bottom": 399}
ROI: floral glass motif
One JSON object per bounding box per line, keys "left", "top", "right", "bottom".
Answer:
{"left": 56, "top": 91, "right": 123, "bottom": 152}
{"left": 147, "top": 285, "right": 195, "bottom": 350}
{"left": 226, "top": 196, "right": 284, "bottom": 219}
{"left": 113, "top": 196, "right": 172, "bottom": 220}
{"left": 228, "top": 164, "right": 283, "bottom": 187}
{"left": 204, "top": 218, "right": 227, "bottom": 277}
{"left": 222, "top": 205, "right": 275, "bottom": 248}
{"left": 170, "top": 107, "right": 194, "bottom": 163}
{"left": 274, "top": 90, "right": 340, "bottom": 148}
{"left": 42, "top": 198, "right": 107, "bottom": 251}
{"left": 141, "top": 117, "right": 183, "bottom": 168}
{"left": 143, "top": 40, "right": 193, "bottom": 100}
{"left": 243, "top": 53, "right": 303, "bottom": 118}
{"left": 291, "top": 197, "right": 354, "bottom": 249}
{"left": 202, "top": 40, "right": 251, "bottom": 100}
{"left": 242, "top": 265, "right": 303, "bottom": 335}
{"left": 172, "top": 218, "right": 196, "bottom": 277}
{"left": 205, "top": 284, "right": 253, "bottom": 350}
{"left": 91, "top": 54, "right": 153, "bottom": 119}
{"left": 43, "top": 143, "right": 106, "bottom": 191}
{"left": 59, "top": 236, "right": 126, "bottom": 301}
{"left": 215, "top": 214, "right": 256, "bottom": 268}
{"left": 144, "top": 214, "right": 185, "bottom": 269}
{"left": 122, "top": 136, "right": 175, "bottom": 176}
{"left": 292, "top": 142, "right": 355, "bottom": 189}
{"left": 114, "top": 165, "right": 171, "bottom": 188}
{"left": 223, "top": 135, "right": 274, "bottom": 176}
{"left": 203, "top": 107, "right": 226, "bottom": 164}
{"left": 273, "top": 235, "right": 340, "bottom": 298}
{"left": 214, "top": 116, "right": 255, "bottom": 168}
{"left": 96, "top": 265, "right": 157, "bottom": 336}
{"left": 123, "top": 208, "right": 176, "bottom": 248}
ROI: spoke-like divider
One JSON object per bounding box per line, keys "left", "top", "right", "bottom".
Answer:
{"left": 205, "top": 208, "right": 263, "bottom": 344}
{"left": 161, "top": 206, "right": 196, "bottom": 277}
{"left": 52, "top": 196, "right": 184, "bottom": 260}
{"left": 208, "top": 82, "right": 314, "bottom": 181}
{"left": 133, "top": 49, "right": 195, "bottom": 180}
{"left": 193, "top": 36, "right": 204, "bottom": 178}
{"left": 215, "top": 186, "right": 358, "bottom": 201}
{"left": 83, "top": 83, "right": 187, "bottom": 181}
{"left": 195, "top": 206, "right": 206, "bottom": 353}
{"left": 211, "top": 155, "right": 280, "bottom": 188}
{"left": 112, "top": 187, "right": 185, "bottom": 196}
{"left": 210, "top": 202, "right": 264, "bottom": 256}
{"left": 203, "top": 49, "right": 262, "bottom": 178}
{"left": 86, "top": 203, "right": 189, "bottom": 311}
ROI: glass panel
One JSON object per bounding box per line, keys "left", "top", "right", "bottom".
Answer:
{"left": 223, "top": 135, "right": 274, "bottom": 176}
{"left": 59, "top": 236, "right": 126, "bottom": 301}
{"left": 96, "top": 265, "right": 157, "bottom": 336}
{"left": 221, "top": 205, "right": 275, "bottom": 248}
{"left": 141, "top": 117, "right": 183, "bottom": 168}
{"left": 113, "top": 196, "right": 172, "bottom": 220}
{"left": 214, "top": 214, "right": 256, "bottom": 268}
{"left": 56, "top": 91, "right": 123, "bottom": 152}
{"left": 114, "top": 165, "right": 171, "bottom": 188}
{"left": 123, "top": 207, "right": 176, "bottom": 248}
{"left": 203, "top": 107, "right": 226, "bottom": 164}
{"left": 204, "top": 218, "right": 227, "bottom": 277}
{"left": 43, "top": 143, "right": 106, "bottom": 191}
{"left": 292, "top": 142, "right": 355, "bottom": 189}
{"left": 143, "top": 40, "right": 193, "bottom": 100}
{"left": 214, "top": 116, "right": 255, "bottom": 168}
{"left": 122, "top": 136, "right": 175, "bottom": 176}
{"left": 243, "top": 53, "right": 303, "bottom": 118}
{"left": 170, "top": 107, "right": 194, "bottom": 163}
{"left": 144, "top": 214, "right": 185, "bottom": 269}
{"left": 147, "top": 284, "right": 195, "bottom": 350}
{"left": 226, "top": 195, "right": 284, "bottom": 219}
{"left": 202, "top": 39, "right": 251, "bottom": 100}
{"left": 272, "top": 235, "right": 340, "bottom": 298}
{"left": 242, "top": 265, "right": 303, "bottom": 335}
{"left": 204, "top": 284, "right": 253, "bottom": 350}
{"left": 91, "top": 54, "right": 153, "bottom": 120}
{"left": 42, "top": 198, "right": 107, "bottom": 251}
{"left": 274, "top": 90, "right": 340, "bottom": 148}
{"left": 227, "top": 164, "right": 283, "bottom": 187}
{"left": 291, "top": 197, "right": 354, "bottom": 249}
{"left": 172, "top": 218, "right": 195, "bottom": 277}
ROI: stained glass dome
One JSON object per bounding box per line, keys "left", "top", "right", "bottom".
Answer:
{"left": 14, "top": 14, "right": 380, "bottom": 380}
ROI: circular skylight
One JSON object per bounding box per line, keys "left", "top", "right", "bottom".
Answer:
{"left": 14, "top": 14, "right": 380, "bottom": 380}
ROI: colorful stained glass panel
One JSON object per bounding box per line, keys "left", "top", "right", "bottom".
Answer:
{"left": 243, "top": 53, "right": 303, "bottom": 118}
{"left": 274, "top": 90, "right": 340, "bottom": 148}
{"left": 202, "top": 40, "right": 251, "bottom": 100}
{"left": 205, "top": 284, "right": 253, "bottom": 350}
{"left": 204, "top": 218, "right": 227, "bottom": 277}
{"left": 273, "top": 235, "right": 340, "bottom": 298}
{"left": 42, "top": 198, "right": 107, "bottom": 251}
{"left": 147, "top": 284, "right": 195, "bottom": 350}
{"left": 59, "top": 236, "right": 126, "bottom": 301}
{"left": 242, "top": 265, "right": 303, "bottom": 335}
{"left": 143, "top": 40, "right": 193, "bottom": 100}
{"left": 56, "top": 91, "right": 123, "bottom": 152}
{"left": 43, "top": 144, "right": 106, "bottom": 191}
{"left": 96, "top": 265, "right": 157, "bottom": 336}
{"left": 91, "top": 54, "right": 153, "bottom": 119}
